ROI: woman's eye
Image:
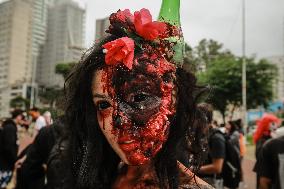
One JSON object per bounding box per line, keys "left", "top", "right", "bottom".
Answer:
{"left": 97, "top": 101, "right": 111, "bottom": 111}
{"left": 133, "top": 93, "right": 148, "bottom": 103}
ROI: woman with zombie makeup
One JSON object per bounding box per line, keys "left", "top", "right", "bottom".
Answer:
{"left": 63, "top": 7, "right": 212, "bottom": 189}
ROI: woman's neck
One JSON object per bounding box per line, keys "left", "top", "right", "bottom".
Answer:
{"left": 124, "top": 162, "right": 154, "bottom": 180}
{"left": 113, "top": 161, "right": 158, "bottom": 189}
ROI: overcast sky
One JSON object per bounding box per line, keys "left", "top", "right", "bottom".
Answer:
{"left": 0, "top": 0, "right": 283, "bottom": 58}
{"left": 75, "top": 0, "right": 284, "bottom": 59}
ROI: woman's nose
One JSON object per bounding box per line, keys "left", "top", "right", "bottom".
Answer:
{"left": 114, "top": 115, "right": 122, "bottom": 128}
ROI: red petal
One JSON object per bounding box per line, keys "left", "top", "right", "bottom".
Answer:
{"left": 102, "top": 37, "right": 134, "bottom": 67}
{"left": 142, "top": 29, "right": 159, "bottom": 40}
{"left": 133, "top": 9, "right": 167, "bottom": 40}
{"left": 105, "top": 46, "right": 123, "bottom": 65}
{"left": 123, "top": 51, "right": 134, "bottom": 70}
{"left": 116, "top": 9, "right": 134, "bottom": 22}
{"left": 134, "top": 8, "right": 153, "bottom": 33}
{"left": 147, "top": 21, "right": 167, "bottom": 33}
{"left": 122, "top": 9, "right": 134, "bottom": 22}
{"left": 114, "top": 49, "right": 127, "bottom": 61}
{"left": 134, "top": 8, "right": 152, "bottom": 25}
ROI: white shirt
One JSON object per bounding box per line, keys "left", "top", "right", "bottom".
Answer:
{"left": 35, "top": 116, "right": 47, "bottom": 131}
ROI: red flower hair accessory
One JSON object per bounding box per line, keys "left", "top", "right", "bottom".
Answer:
{"left": 108, "top": 8, "right": 170, "bottom": 41}
{"left": 102, "top": 37, "right": 135, "bottom": 70}
{"left": 115, "top": 9, "right": 134, "bottom": 23}
{"left": 134, "top": 8, "right": 167, "bottom": 40}
{"left": 103, "top": 8, "right": 181, "bottom": 69}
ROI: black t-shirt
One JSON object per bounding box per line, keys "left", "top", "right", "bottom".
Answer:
{"left": 209, "top": 131, "right": 226, "bottom": 160}
{"left": 17, "top": 126, "right": 56, "bottom": 189}
{"left": 0, "top": 119, "right": 18, "bottom": 171}
{"left": 200, "top": 129, "right": 226, "bottom": 178}
{"left": 257, "top": 136, "right": 284, "bottom": 189}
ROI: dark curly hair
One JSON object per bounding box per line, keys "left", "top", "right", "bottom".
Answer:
{"left": 63, "top": 35, "right": 208, "bottom": 189}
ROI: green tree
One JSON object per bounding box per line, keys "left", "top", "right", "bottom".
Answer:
{"left": 198, "top": 57, "right": 277, "bottom": 122}
{"left": 10, "top": 96, "right": 30, "bottom": 110}
{"left": 183, "top": 43, "right": 199, "bottom": 73}
{"left": 38, "top": 87, "right": 63, "bottom": 108}
{"left": 246, "top": 59, "right": 277, "bottom": 108}
{"left": 183, "top": 39, "right": 233, "bottom": 73}
{"left": 55, "top": 62, "right": 77, "bottom": 79}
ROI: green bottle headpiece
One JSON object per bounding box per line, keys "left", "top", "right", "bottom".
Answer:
{"left": 158, "top": 0, "right": 184, "bottom": 67}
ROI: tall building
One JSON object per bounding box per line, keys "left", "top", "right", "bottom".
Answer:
{"left": 31, "top": 0, "right": 49, "bottom": 80}
{"left": 0, "top": 0, "right": 49, "bottom": 117}
{"left": 38, "top": 0, "right": 85, "bottom": 87}
{"left": 0, "top": 0, "right": 33, "bottom": 88}
{"left": 95, "top": 17, "right": 109, "bottom": 40}
{"left": 0, "top": 0, "right": 33, "bottom": 117}
{"left": 267, "top": 56, "right": 284, "bottom": 101}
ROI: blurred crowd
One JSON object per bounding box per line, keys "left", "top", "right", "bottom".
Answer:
{"left": 0, "top": 108, "right": 54, "bottom": 189}
{"left": 0, "top": 104, "right": 283, "bottom": 189}
{"left": 182, "top": 104, "right": 284, "bottom": 189}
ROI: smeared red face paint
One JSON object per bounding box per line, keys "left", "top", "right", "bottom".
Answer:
{"left": 92, "top": 55, "right": 176, "bottom": 165}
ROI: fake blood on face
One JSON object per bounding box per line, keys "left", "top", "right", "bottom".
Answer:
{"left": 99, "top": 55, "right": 176, "bottom": 165}
{"left": 98, "top": 108, "right": 112, "bottom": 130}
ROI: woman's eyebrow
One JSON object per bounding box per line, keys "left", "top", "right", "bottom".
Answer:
{"left": 93, "top": 93, "right": 110, "bottom": 99}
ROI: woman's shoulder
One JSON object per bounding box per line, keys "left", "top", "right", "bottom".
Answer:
{"left": 177, "top": 162, "right": 214, "bottom": 189}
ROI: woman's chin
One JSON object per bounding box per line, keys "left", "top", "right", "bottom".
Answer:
{"left": 123, "top": 152, "right": 151, "bottom": 166}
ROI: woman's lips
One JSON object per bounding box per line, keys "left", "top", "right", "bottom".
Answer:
{"left": 119, "top": 141, "right": 139, "bottom": 152}
{"left": 119, "top": 140, "right": 135, "bottom": 144}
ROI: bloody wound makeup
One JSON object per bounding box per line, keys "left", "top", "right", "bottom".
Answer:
{"left": 96, "top": 8, "right": 181, "bottom": 165}
{"left": 99, "top": 55, "right": 176, "bottom": 165}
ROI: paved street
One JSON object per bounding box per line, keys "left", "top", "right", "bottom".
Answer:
{"left": 241, "top": 145, "right": 256, "bottom": 189}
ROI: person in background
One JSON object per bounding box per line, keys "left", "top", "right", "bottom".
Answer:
{"left": 253, "top": 114, "right": 282, "bottom": 189}
{"left": 232, "top": 119, "right": 247, "bottom": 187}
{"left": 43, "top": 111, "right": 53, "bottom": 126}
{"left": 198, "top": 103, "right": 225, "bottom": 188}
{"left": 15, "top": 117, "right": 67, "bottom": 189}
{"left": 257, "top": 135, "right": 284, "bottom": 189}
{"left": 253, "top": 114, "right": 281, "bottom": 155}
{"left": 225, "top": 121, "right": 240, "bottom": 152}
{"left": 212, "top": 120, "right": 219, "bottom": 128}
{"left": 19, "top": 113, "right": 31, "bottom": 131}
{"left": 276, "top": 106, "right": 284, "bottom": 119}
{"left": 29, "top": 107, "right": 46, "bottom": 138}
{"left": 0, "top": 109, "right": 24, "bottom": 189}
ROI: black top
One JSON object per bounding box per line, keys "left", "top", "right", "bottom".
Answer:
{"left": 17, "top": 119, "right": 68, "bottom": 189}
{"left": 16, "top": 126, "right": 55, "bottom": 189}
{"left": 0, "top": 119, "right": 18, "bottom": 171}
{"left": 21, "top": 126, "right": 56, "bottom": 179}
{"left": 199, "top": 129, "right": 226, "bottom": 178}
{"left": 209, "top": 130, "right": 226, "bottom": 160}
{"left": 257, "top": 136, "right": 284, "bottom": 189}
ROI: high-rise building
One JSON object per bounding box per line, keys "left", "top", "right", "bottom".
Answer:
{"left": 0, "top": 0, "right": 33, "bottom": 117}
{"left": 38, "top": 0, "right": 85, "bottom": 87}
{"left": 95, "top": 17, "right": 109, "bottom": 40}
{"left": 0, "top": 0, "right": 33, "bottom": 88}
{"left": 267, "top": 56, "right": 284, "bottom": 101}
{"left": 0, "top": 0, "right": 49, "bottom": 116}
{"left": 31, "top": 0, "right": 49, "bottom": 79}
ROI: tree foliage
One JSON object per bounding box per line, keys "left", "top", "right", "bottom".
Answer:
{"left": 198, "top": 53, "right": 277, "bottom": 121}
{"left": 184, "top": 39, "right": 277, "bottom": 121}
{"left": 38, "top": 87, "right": 63, "bottom": 108}
{"left": 10, "top": 96, "right": 30, "bottom": 110}
{"left": 40, "top": 61, "right": 77, "bottom": 110}
{"left": 55, "top": 62, "right": 77, "bottom": 79}
{"left": 183, "top": 39, "right": 233, "bottom": 73}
